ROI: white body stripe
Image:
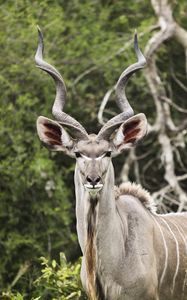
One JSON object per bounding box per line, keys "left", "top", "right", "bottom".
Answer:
{"left": 160, "top": 217, "right": 180, "bottom": 294}
{"left": 174, "top": 223, "right": 187, "bottom": 296}
{"left": 151, "top": 215, "right": 168, "bottom": 288}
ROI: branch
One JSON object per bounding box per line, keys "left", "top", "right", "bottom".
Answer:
{"left": 8, "top": 261, "right": 31, "bottom": 290}
{"left": 171, "top": 67, "right": 187, "bottom": 93}
{"left": 174, "top": 24, "right": 187, "bottom": 74}
{"left": 152, "top": 174, "right": 187, "bottom": 200}
{"left": 97, "top": 88, "right": 114, "bottom": 125}
{"left": 145, "top": 0, "right": 187, "bottom": 212}
{"left": 161, "top": 96, "right": 187, "bottom": 114}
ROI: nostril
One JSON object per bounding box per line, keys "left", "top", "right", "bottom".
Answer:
{"left": 86, "top": 176, "right": 92, "bottom": 183}
{"left": 86, "top": 176, "right": 101, "bottom": 186}
{"left": 95, "top": 176, "right": 101, "bottom": 183}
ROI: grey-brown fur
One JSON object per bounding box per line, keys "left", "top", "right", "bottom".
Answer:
{"left": 73, "top": 151, "right": 187, "bottom": 299}
{"left": 79, "top": 168, "right": 187, "bottom": 300}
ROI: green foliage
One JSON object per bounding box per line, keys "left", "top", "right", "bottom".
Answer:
{"left": 1, "top": 292, "right": 24, "bottom": 300}
{"left": 1, "top": 253, "right": 87, "bottom": 300}
{"left": 33, "top": 253, "right": 87, "bottom": 299}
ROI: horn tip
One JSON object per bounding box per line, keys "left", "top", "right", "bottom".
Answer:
{"left": 134, "top": 30, "right": 138, "bottom": 47}
{"left": 37, "top": 25, "right": 41, "bottom": 33}
{"left": 35, "top": 25, "right": 44, "bottom": 62}
{"left": 37, "top": 25, "right": 43, "bottom": 40}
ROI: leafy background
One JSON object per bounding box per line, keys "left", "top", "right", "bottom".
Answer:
{"left": 0, "top": 0, "right": 186, "bottom": 299}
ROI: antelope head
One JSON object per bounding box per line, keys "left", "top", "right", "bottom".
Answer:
{"left": 36, "top": 28, "right": 147, "bottom": 195}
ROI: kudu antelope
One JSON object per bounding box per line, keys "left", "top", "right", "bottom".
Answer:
{"left": 35, "top": 28, "right": 187, "bottom": 300}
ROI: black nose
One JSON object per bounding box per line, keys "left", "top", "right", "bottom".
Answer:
{"left": 86, "top": 176, "right": 101, "bottom": 187}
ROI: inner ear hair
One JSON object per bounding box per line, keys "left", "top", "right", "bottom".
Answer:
{"left": 112, "top": 113, "right": 147, "bottom": 151}
{"left": 124, "top": 114, "right": 147, "bottom": 144}
{"left": 43, "top": 122, "right": 62, "bottom": 145}
{"left": 36, "top": 116, "right": 66, "bottom": 150}
{"left": 122, "top": 119, "right": 142, "bottom": 144}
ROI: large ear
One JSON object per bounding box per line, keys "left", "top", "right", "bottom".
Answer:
{"left": 112, "top": 113, "right": 147, "bottom": 152}
{"left": 36, "top": 116, "right": 74, "bottom": 156}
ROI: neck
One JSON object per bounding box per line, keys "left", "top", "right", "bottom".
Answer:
{"left": 75, "top": 163, "right": 125, "bottom": 298}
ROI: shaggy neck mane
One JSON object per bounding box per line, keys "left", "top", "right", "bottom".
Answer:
{"left": 85, "top": 197, "right": 106, "bottom": 300}
{"left": 117, "top": 182, "right": 157, "bottom": 213}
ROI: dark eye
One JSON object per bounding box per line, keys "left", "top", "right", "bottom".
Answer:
{"left": 105, "top": 151, "right": 112, "bottom": 157}
{"left": 75, "top": 152, "right": 82, "bottom": 158}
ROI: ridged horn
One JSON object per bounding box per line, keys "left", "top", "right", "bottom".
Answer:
{"left": 97, "top": 32, "right": 146, "bottom": 140}
{"left": 35, "top": 26, "right": 89, "bottom": 140}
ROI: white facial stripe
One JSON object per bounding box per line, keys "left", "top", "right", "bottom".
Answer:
{"left": 84, "top": 184, "right": 103, "bottom": 189}
{"left": 80, "top": 153, "right": 110, "bottom": 160}
{"left": 95, "top": 154, "right": 106, "bottom": 160}
{"left": 81, "top": 154, "right": 92, "bottom": 160}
